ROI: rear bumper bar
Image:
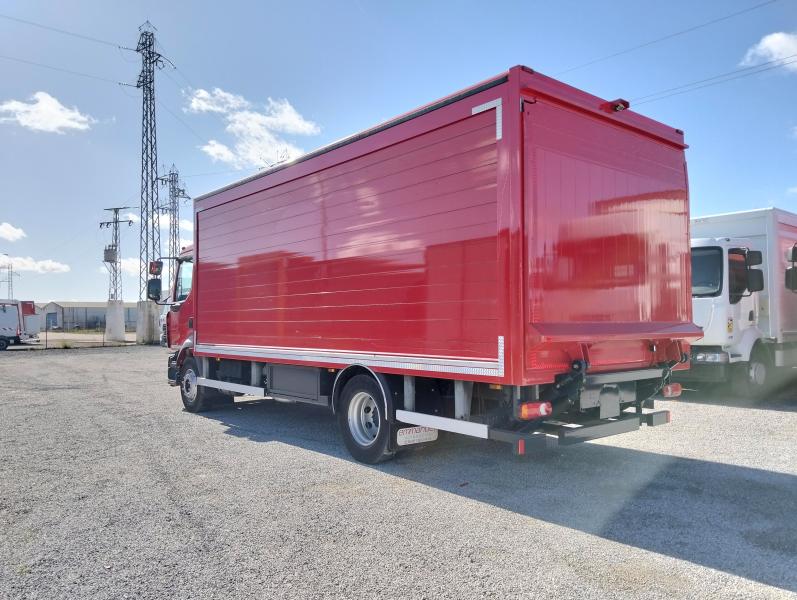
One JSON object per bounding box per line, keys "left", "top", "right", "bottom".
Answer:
{"left": 395, "top": 408, "right": 670, "bottom": 455}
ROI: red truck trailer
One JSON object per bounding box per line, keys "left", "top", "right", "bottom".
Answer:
{"left": 148, "top": 65, "right": 700, "bottom": 463}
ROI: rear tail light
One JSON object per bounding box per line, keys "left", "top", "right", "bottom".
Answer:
{"left": 662, "top": 383, "right": 682, "bottom": 398}
{"left": 519, "top": 401, "right": 552, "bottom": 420}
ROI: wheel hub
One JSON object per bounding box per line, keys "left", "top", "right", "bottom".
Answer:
{"left": 347, "top": 391, "right": 380, "bottom": 447}
{"left": 750, "top": 361, "right": 767, "bottom": 386}
{"left": 182, "top": 368, "right": 198, "bottom": 401}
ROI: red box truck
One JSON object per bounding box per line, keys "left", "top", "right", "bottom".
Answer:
{"left": 149, "top": 65, "right": 701, "bottom": 463}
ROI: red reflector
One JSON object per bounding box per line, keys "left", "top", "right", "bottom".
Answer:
{"left": 519, "top": 401, "right": 552, "bottom": 420}
{"left": 517, "top": 439, "right": 525, "bottom": 455}
{"left": 662, "top": 383, "right": 682, "bottom": 398}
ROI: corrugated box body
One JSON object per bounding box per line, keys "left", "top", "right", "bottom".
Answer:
{"left": 193, "top": 66, "right": 700, "bottom": 384}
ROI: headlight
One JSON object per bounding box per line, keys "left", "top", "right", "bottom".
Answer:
{"left": 692, "top": 351, "right": 729, "bottom": 363}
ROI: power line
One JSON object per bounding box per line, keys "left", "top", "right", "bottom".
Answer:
{"left": 632, "top": 53, "right": 797, "bottom": 102}
{"left": 156, "top": 98, "right": 208, "bottom": 144}
{"left": 633, "top": 56, "right": 797, "bottom": 105}
{"left": 0, "top": 51, "right": 209, "bottom": 140}
{"left": 0, "top": 53, "right": 128, "bottom": 85}
{"left": 556, "top": 0, "right": 780, "bottom": 75}
{"left": 155, "top": 39, "right": 198, "bottom": 89}
{"left": 0, "top": 12, "right": 128, "bottom": 49}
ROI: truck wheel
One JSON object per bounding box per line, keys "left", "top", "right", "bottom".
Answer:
{"left": 0, "top": 338, "right": 8, "bottom": 351}
{"left": 179, "top": 357, "right": 225, "bottom": 412}
{"left": 736, "top": 346, "right": 775, "bottom": 399}
{"left": 337, "top": 374, "right": 394, "bottom": 464}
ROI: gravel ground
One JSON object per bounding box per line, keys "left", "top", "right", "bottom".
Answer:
{"left": 1, "top": 346, "right": 795, "bottom": 599}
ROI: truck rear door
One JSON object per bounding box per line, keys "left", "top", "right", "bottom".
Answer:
{"left": 523, "top": 97, "right": 698, "bottom": 373}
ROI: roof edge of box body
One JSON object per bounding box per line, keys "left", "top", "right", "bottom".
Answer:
{"left": 194, "top": 71, "right": 511, "bottom": 204}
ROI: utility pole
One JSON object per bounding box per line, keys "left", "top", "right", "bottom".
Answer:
{"left": 158, "top": 164, "right": 190, "bottom": 292}
{"left": 100, "top": 207, "right": 134, "bottom": 302}
{"left": 135, "top": 21, "right": 166, "bottom": 344}
{"left": 101, "top": 208, "right": 133, "bottom": 343}
{"left": 136, "top": 21, "right": 163, "bottom": 301}
{"left": 0, "top": 254, "right": 20, "bottom": 300}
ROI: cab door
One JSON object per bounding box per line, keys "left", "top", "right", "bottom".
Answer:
{"left": 726, "top": 249, "right": 757, "bottom": 345}
{"left": 167, "top": 259, "right": 194, "bottom": 347}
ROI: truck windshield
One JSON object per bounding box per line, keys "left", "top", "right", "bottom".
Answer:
{"left": 691, "top": 247, "right": 722, "bottom": 297}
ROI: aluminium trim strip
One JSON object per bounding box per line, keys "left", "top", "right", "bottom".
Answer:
{"left": 196, "top": 377, "right": 266, "bottom": 396}
{"left": 471, "top": 98, "right": 502, "bottom": 140}
{"left": 395, "top": 409, "right": 489, "bottom": 439}
{"left": 194, "top": 336, "right": 505, "bottom": 377}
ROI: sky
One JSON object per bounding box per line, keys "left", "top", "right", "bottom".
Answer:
{"left": 0, "top": 0, "right": 795, "bottom": 302}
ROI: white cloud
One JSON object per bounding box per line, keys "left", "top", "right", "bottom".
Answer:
{"left": 223, "top": 111, "right": 305, "bottom": 168}
{"left": 180, "top": 238, "right": 192, "bottom": 249}
{"left": 0, "top": 222, "right": 26, "bottom": 242}
{"left": 0, "top": 254, "right": 70, "bottom": 274}
{"left": 201, "top": 139, "right": 238, "bottom": 164}
{"left": 0, "top": 91, "right": 96, "bottom": 133}
{"left": 156, "top": 214, "right": 193, "bottom": 233}
{"left": 120, "top": 257, "right": 139, "bottom": 277}
{"left": 124, "top": 212, "right": 140, "bottom": 223}
{"left": 185, "top": 88, "right": 320, "bottom": 169}
{"left": 257, "top": 98, "right": 321, "bottom": 135}
{"left": 740, "top": 32, "right": 797, "bottom": 73}
{"left": 185, "top": 88, "right": 250, "bottom": 114}
{"left": 788, "top": 186, "right": 797, "bottom": 195}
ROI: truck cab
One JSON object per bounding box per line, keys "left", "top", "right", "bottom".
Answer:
{"left": 680, "top": 237, "right": 766, "bottom": 392}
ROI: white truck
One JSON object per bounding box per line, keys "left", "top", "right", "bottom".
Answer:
{"left": 675, "top": 208, "right": 797, "bottom": 395}
{"left": 0, "top": 299, "right": 41, "bottom": 350}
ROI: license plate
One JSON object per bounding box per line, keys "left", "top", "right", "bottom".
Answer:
{"left": 396, "top": 426, "right": 438, "bottom": 446}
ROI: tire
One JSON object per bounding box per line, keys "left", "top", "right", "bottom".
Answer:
{"left": 337, "top": 374, "right": 394, "bottom": 464}
{"left": 179, "top": 357, "right": 226, "bottom": 412}
{"left": 735, "top": 345, "right": 776, "bottom": 399}
{"left": 0, "top": 338, "right": 8, "bottom": 351}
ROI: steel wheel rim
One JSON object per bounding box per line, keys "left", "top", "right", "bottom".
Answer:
{"left": 750, "top": 361, "right": 766, "bottom": 386}
{"left": 182, "top": 368, "right": 198, "bottom": 401}
{"left": 347, "top": 391, "right": 380, "bottom": 447}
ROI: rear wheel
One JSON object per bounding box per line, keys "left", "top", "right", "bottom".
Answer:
{"left": 0, "top": 338, "right": 8, "bottom": 351}
{"left": 337, "top": 374, "right": 394, "bottom": 464}
{"left": 179, "top": 357, "right": 227, "bottom": 412}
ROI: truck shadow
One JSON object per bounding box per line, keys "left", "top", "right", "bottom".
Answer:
{"left": 205, "top": 399, "right": 797, "bottom": 593}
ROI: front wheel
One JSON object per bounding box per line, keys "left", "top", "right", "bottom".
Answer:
{"left": 337, "top": 374, "right": 394, "bottom": 464}
{"left": 735, "top": 346, "right": 776, "bottom": 399}
{"left": 0, "top": 338, "right": 8, "bottom": 351}
{"left": 179, "top": 357, "right": 227, "bottom": 412}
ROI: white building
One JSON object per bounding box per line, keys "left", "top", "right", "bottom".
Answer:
{"left": 40, "top": 301, "right": 137, "bottom": 331}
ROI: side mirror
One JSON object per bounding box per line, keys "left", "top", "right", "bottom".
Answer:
{"left": 745, "top": 250, "right": 762, "bottom": 267}
{"left": 787, "top": 246, "right": 797, "bottom": 263}
{"left": 786, "top": 267, "right": 797, "bottom": 292}
{"left": 747, "top": 269, "right": 764, "bottom": 293}
{"left": 149, "top": 260, "right": 164, "bottom": 277}
{"left": 146, "top": 278, "right": 162, "bottom": 301}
